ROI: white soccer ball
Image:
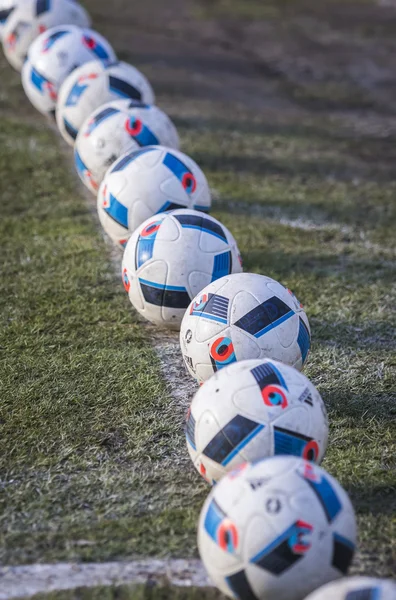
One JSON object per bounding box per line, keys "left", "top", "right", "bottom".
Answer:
{"left": 2, "top": 0, "right": 90, "bottom": 72}
{"left": 75, "top": 101, "right": 179, "bottom": 195}
{"left": 180, "top": 272, "right": 311, "bottom": 384}
{"left": 198, "top": 456, "right": 357, "bottom": 600}
{"left": 122, "top": 209, "right": 242, "bottom": 329}
{"left": 304, "top": 577, "right": 396, "bottom": 600}
{"left": 0, "top": 0, "right": 19, "bottom": 40}
{"left": 97, "top": 145, "right": 211, "bottom": 245}
{"left": 56, "top": 60, "right": 155, "bottom": 145}
{"left": 21, "top": 25, "right": 116, "bottom": 117}
{"left": 186, "top": 358, "right": 328, "bottom": 485}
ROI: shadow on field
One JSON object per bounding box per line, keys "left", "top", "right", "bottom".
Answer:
{"left": 324, "top": 391, "right": 396, "bottom": 424}
{"left": 350, "top": 486, "right": 396, "bottom": 516}
{"left": 174, "top": 114, "right": 396, "bottom": 184}
{"left": 312, "top": 322, "right": 394, "bottom": 352}
{"left": 241, "top": 249, "right": 395, "bottom": 284}
{"left": 173, "top": 115, "right": 335, "bottom": 140}
{"left": 194, "top": 152, "right": 369, "bottom": 183}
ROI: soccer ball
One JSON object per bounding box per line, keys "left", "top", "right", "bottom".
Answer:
{"left": 97, "top": 145, "right": 211, "bottom": 245}
{"left": 198, "top": 456, "right": 357, "bottom": 600}
{"left": 2, "top": 0, "right": 90, "bottom": 72}
{"left": 56, "top": 60, "right": 155, "bottom": 145}
{"left": 180, "top": 272, "right": 311, "bottom": 385}
{"left": 186, "top": 358, "right": 328, "bottom": 485}
{"left": 121, "top": 209, "right": 242, "bottom": 329}
{"left": 75, "top": 100, "right": 179, "bottom": 195}
{"left": 304, "top": 577, "right": 396, "bottom": 600}
{"left": 0, "top": 0, "right": 18, "bottom": 40}
{"left": 21, "top": 25, "right": 116, "bottom": 117}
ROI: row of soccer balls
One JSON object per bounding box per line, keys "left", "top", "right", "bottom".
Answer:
{"left": 0, "top": 3, "right": 314, "bottom": 379}
{"left": 197, "top": 454, "right": 396, "bottom": 600}
{"left": 1, "top": 4, "right": 394, "bottom": 599}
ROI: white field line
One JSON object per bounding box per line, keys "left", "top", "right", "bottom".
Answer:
{"left": 4, "top": 148, "right": 206, "bottom": 599}
{"left": 0, "top": 560, "right": 212, "bottom": 599}
{"left": 211, "top": 195, "right": 395, "bottom": 256}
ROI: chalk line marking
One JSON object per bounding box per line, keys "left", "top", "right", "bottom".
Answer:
{"left": 0, "top": 560, "right": 212, "bottom": 599}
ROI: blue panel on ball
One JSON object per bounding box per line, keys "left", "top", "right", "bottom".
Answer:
{"left": 63, "top": 118, "right": 78, "bottom": 140}
{"left": 185, "top": 411, "right": 196, "bottom": 451}
{"left": 297, "top": 317, "right": 311, "bottom": 364}
{"left": 136, "top": 238, "right": 155, "bottom": 269}
{"left": 110, "top": 147, "right": 156, "bottom": 172}
{"left": 189, "top": 293, "right": 229, "bottom": 324}
{"left": 251, "top": 521, "right": 311, "bottom": 575}
{"left": 0, "top": 7, "right": 14, "bottom": 22}
{"left": 203, "top": 498, "right": 226, "bottom": 543}
{"left": 345, "top": 587, "right": 380, "bottom": 600}
{"left": 65, "top": 80, "right": 90, "bottom": 107}
{"left": 126, "top": 119, "right": 159, "bottom": 146}
{"left": 203, "top": 414, "right": 263, "bottom": 466}
{"left": 36, "top": 0, "right": 50, "bottom": 16}
{"left": 273, "top": 427, "right": 312, "bottom": 457}
{"left": 109, "top": 76, "right": 142, "bottom": 100}
{"left": 139, "top": 279, "right": 190, "bottom": 309}
{"left": 155, "top": 201, "right": 187, "bottom": 213}
{"left": 163, "top": 152, "right": 190, "bottom": 181}
{"left": 30, "top": 66, "right": 48, "bottom": 93}
{"left": 301, "top": 472, "right": 342, "bottom": 523}
{"left": 83, "top": 36, "right": 110, "bottom": 61}
{"left": 332, "top": 533, "right": 355, "bottom": 574}
{"left": 103, "top": 193, "right": 129, "bottom": 229}
{"left": 235, "top": 297, "right": 294, "bottom": 339}
{"left": 74, "top": 148, "right": 88, "bottom": 177}
{"left": 226, "top": 570, "right": 258, "bottom": 600}
{"left": 84, "top": 106, "right": 119, "bottom": 136}
{"left": 42, "top": 30, "right": 68, "bottom": 52}
{"left": 211, "top": 251, "right": 232, "bottom": 281}
{"left": 174, "top": 213, "right": 227, "bottom": 242}
{"left": 250, "top": 361, "right": 288, "bottom": 392}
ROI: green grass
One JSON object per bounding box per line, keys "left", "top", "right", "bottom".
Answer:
{"left": 0, "top": 68, "right": 207, "bottom": 566}
{"left": 27, "top": 586, "right": 221, "bottom": 600}
{"left": 196, "top": 0, "right": 396, "bottom": 113}
{"left": 0, "top": 0, "right": 395, "bottom": 593}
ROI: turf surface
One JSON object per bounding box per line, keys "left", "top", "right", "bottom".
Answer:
{"left": 0, "top": 0, "right": 395, "bottom": 592}
{"left": 27, "top": 586, "right": 220, "bottom": 600}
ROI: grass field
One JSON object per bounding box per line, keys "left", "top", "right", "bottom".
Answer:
{"left": 0, "top": 0, "right": 395, "bottom": 597}
{"left": 28, "top": 586, "right": 220, "bottom": 600}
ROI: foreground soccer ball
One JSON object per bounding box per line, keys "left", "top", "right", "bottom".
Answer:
{"left": 56, "top": 60, "right": 155, "bottom": 145}
{"left": 0, "top": 0, "right": 18, "bottom": 40}
{"left": 2, "top": 0, "right": 90, "bottom": 72}
{"left": 304, "top": 577, "right": 396, "bottom": 600}
{"left": 198, "top": 456, "right": 356, "bottom": 600}
{"left": 21, "top": 25, "right": 116, "bottom": 117}
{"left": 75, "top": 100, "right": 179, "bottom": 194}
{"left": 186, "top": 358, "right": 328, "bottom": 484}
{"left": 97, "top": 146, "right": 211, "bottom": 245}
{"left": 180, "top": 272, "right": 311, "bottom": 384}
{"left": 122, "top": 209, "right": 242, "bottom": 329}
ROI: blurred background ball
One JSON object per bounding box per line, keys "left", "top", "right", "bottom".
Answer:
{"left": 97, "top": 145, "right": 212, "bottom": 245}
{"left": 180, "top": 272, "right": 311, "bottom": 384}
{"left": 186, "top": 358, "right": 328, "bottom": 484}
{"left": 198, "top": 456, "right": 356, "bottom": 600}
{"left": 0, "top": 0, "right": 19, "bottom": 40}
{"left": 75, "top": 100, "right": 179, "bottom": 194}
{"left": 2, "top": 0, "right": 90, "bottom": 72}
{"left": 304, "top": 577, "right": 396, "bottom": 600}
{"left": 122, "top": 209, "right": 242, "bottom": 329}
{"left": 56, "top": 59, "right": 155, "bottom": 145}
{"left": 21, "top": 25, "right": 116, "bottom": 116}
